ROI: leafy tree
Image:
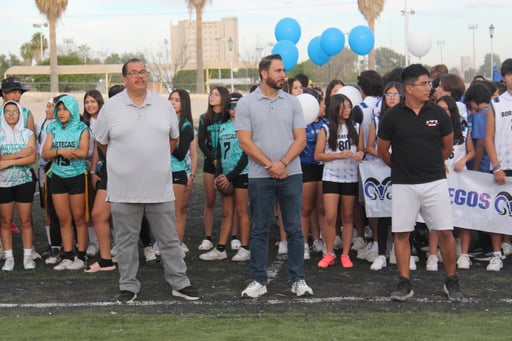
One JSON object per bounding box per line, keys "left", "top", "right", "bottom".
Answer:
{"left": 358, "top": 0, "right": 385, "bottom": 70}
{"left": 375, "top": 47, "right": 405, "bottom": 75}
{"left": 478, "top": 53, "right": 501, "bottom": 79}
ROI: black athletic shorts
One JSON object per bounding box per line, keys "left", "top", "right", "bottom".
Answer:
{"left": 51, "top": 173, "right": 86, "bottom": 195}
{"left": 322, "top": 181, "right": 358, "bottom": 196}
{"left": 0, "top": 181, "right": 35, "bottom": 204}
{"left": 301, "top": 163, "right": 324, "bottom": 183}
{"left": 172, "top": 170, "right": 188, "bottom": 186}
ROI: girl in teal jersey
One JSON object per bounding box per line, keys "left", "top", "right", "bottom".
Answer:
{"left": 42, "top": 96, "right": 90, "bottom": 271}
{"left": 0, "top": 101, "right": 37, "bottom": 271}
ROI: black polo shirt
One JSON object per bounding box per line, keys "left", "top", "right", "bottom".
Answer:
{"left": 378, "top": 100, "right": 453, "bottom": 184}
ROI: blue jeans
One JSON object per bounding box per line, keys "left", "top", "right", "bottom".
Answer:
{"left": 248, "top": 174, "right": 305, "bottom": 285}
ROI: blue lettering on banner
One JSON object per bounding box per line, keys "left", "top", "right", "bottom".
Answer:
{"left": 494, "top": 191, "right": 512, "bottom": 216}
{"left": 364, "top": 177, "right": 392, "bottom": 200}
{"left": 448, "top": 188, "right": 490, "bottom": 209}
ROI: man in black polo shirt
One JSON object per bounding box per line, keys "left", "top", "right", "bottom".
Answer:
{"left": 377, "top": 64, "right": 463, "bottom": 302}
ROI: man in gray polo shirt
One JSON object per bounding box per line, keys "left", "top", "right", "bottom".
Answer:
{"left": 236, "top": 54, "right": 313, "bottom": 298}
{"left": 94, "top": 58, "right": 199, "bottom": 303}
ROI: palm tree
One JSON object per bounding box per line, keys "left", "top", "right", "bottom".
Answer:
{"left": 186, "top": 0, "right": 210, "bottom": 94}
{"left": 357, "top": 0, "right": 385, "bottom": 70}
{"left": 35, "top": 0, "right": 68, "bottom": 92}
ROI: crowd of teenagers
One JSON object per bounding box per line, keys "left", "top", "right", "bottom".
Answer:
{"left": 0, "top": 55, "right": 511, "bottom": 303}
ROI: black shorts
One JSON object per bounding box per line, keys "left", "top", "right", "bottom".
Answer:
{"left": 322, "top": 181, "right": 358, "bottom": 196}
{"left": 172, "top": 170, "right": 188, "bottom": 186}
{"left": 232, "top": 174, "right": 249, "bottom": 189}
{"left": 0, "top": 181, "right": 35, "bottom": 204}
{"left": 301, "top": 163, "right": 324, "bottom": 183}
{"left": 203, "top": 159, "right": 216, "bottom": 174}
{"left": 95, "top": 175, "right": 107, "bottom": 191}
{"left": 51, "top": 173, "right": 86, "bottom": 195}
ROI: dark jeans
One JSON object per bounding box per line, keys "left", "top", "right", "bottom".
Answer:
{"left": 248, "top": 174, "right": 305, "bottom": 285}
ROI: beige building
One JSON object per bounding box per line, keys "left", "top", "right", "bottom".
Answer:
{"left": 171, "top": 17, "right": 239, "bottom": 71}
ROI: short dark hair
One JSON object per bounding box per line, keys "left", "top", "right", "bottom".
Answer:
{"left": 501, "top": 58, "right": 512, "bottom": 76}
{"left": 108, "top": 84, "right": 125, "bottom": 98}
{"left": 401, "top": 64, "right": 429, "bottom": 85}
{"left": 357, "top": 70, "right": 383, "bottom": 97}
{"left": 122, "top": 58, "right": 145, "bottom": 76}
{"left": 294, "top": 73, "right": 309, "bottom": 88}
{"left": 259, "top": 54, "right": 282, "bottom": 80}
{"left": 464, "top": 82, "right": 492, "bottom": 106}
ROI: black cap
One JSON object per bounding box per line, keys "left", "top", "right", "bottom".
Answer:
{"left": 1, "top": 77, "right": 28, "bottom": 95}
{"left": 230, "top": 92, "right": 243, "bottom": 102}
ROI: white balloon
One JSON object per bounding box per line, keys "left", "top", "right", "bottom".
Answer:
{"left": 296, "top": 93, "right": 320, "bottom": 125}
{"left": 407, "top": 31, "right": 432, "bottom": 58}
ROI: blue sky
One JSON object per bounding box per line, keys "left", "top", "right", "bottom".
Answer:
{"left": 1, "top": 0, "right": 510, "bottom": 74}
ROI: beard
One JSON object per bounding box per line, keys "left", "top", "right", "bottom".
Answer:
{"left": 265, "top": 77, "right": 283, "bottom": 90}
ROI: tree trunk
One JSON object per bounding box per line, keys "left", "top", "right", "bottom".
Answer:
{"left": 195, "top": 6, "right": 205, "bottom": 94}
{"left": 49, "top": 17, "right": 59, "bottom": 92}
{"left": 368, "top": 21, "right": 376, "bottom": 70}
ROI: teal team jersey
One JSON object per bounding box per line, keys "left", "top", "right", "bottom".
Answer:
{"left": 218, "top": 120, "right": 248, "bottom": 175}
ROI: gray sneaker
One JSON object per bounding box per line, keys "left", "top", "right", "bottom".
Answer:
{"left": 443, "top": 275, "right": 464, "bottom": 302}
{"left": 391, "top": 277, "right": 414, "bottom": 301}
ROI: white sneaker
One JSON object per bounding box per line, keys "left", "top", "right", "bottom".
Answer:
{"left": 291, "top": 279, "right": 313, "bottom": 297}
{"left": 502, "top": 242, "right": 512, "bottom": 256}
{"left": 66, "top": 257, "right": 86, "bottom": 270}
{"left": 409, "top": 256, "right": 417, "bottom": 271}
{"left": 230, "top": 239, "right": 241, "bottom": 250}
{"left": 365, "top": 242, "right": 379, "bottom": 263}
{"left": 364, "top": 225, "right": 373, "bottom": 239}
{"left": 389, "top": 244, "right": 397, "bottom": 264}
{"left": 487, "top": 256, "right": 503, "bottom": 271}
{"left": 152, "top": 242, "right": 160, "bottom": 256}
{"left": 426, "top": 255, "right": 439, "bottom": 272}
{"left": 333, "top": 235, "right": 343, "bottom": 250}
{"left": 277, "top": 240, "right": 288, "bottom": 255}
{"left": 312, "top": 239, "right": 325, "bottom": 254}
{"left": 198, "top": 239, "right": 214, "bottom": 251}
{"left": 351, "top": 237, "right": 366, "bottom": 251}
{"left": 23, "top": 256, "right": 36, "bottom": 270}
{"left": 199, "top": 248, "right": 227, "bottom": 261}
{"left": 144, "top": 246, "right": 157, "bottom": 262}
{"left": 241, "top": 280, "right": 267, "bottom": 298}
{"left": 180, "top": 242, "right": 189, "bottom": 254}
{"left": 457, "top": 254, "right": 471, "bottom": 270}
{"left": 232, "top": 247, "right": 250, "bottom": 262}
{"left": 2, "top": 258, "right": 14, "bottom": 271}
{"left": 357, "top": 241, "right": 374, "bottom": 260}
{"left": 86, "top": 242, "right": 98, "bottom": 257}
{"left": 370, "top": 255, "right": 387, "bottom": 271}
{"left": 31, "top": 247, "right": 42, "bottom": 260}
{"left": 304, "top": 243, "right": 310, "bottom": 260}
{"left": 53, "top": 258, "right": 74, "bottom": 271}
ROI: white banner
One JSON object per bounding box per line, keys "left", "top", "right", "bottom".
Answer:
{"left": 359, "top": 161, "right": 512, "bottom": 234}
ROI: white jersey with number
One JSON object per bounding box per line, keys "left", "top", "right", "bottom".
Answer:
{"left": 491, "top": 91, "right": 512, "bottom": 171}
{"left": 321, "top": 123, "right": 359, "bottom": 183}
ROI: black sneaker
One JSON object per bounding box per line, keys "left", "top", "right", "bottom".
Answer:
{"left": 390, "top": 277, "right": 414, "bottom": 301}
{"left": 172, "top": 286, "right": 200, "bottom": 301}
{"left": 444, "top": 275, "right": 464, "bottom": 302}
{"left": 473, "top": 251, "right": 505, "bottom": 261}
{"left": 116, "top": 290, "right": 137, "bottom": 304}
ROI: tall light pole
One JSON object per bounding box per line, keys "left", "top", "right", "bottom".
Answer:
{"left": 489, "top": 24, "right": 495, "bottom": 80}
{"left": 228, "top": 37, "right": 234, "bottom": 93}
{"left": 215, "top": 37, "right": 225, "bottom": 80}
{"left": 33, "top": 22, "right": 48, "bottom": 61}
{"left": 437, "top": 40, "right": 445, "bottom": 64}
{"left": 468, "top": 24, "right": 478, "bottom": 78}
{"left": 400, "top": 0, "right": 415, "bottom": 66}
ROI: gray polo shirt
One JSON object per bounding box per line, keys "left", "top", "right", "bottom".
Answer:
{"left": 235, "top": 87, "right": 305, "bottom": 178}
{"left": 95, "top": 89, "right": 179, "bottom": 203}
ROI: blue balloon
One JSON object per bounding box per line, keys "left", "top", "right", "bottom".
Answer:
{"left": 272, "top": 40, "right": 299, "bottom": 71}
{"left": 348, "top": 25, "right": 375, "bottom": 56}
{"left": 274, "top": 17, "right": 301, "bottom": 44}
{"left": 308, "top": 36, "right": 330, "bottom": 66}
{"left": 320, "top": 27, "right": 345, "bottom": 56}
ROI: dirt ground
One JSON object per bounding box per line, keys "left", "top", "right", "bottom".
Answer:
{"left": 1, "top": 177, "right": 512, "bottom": 318}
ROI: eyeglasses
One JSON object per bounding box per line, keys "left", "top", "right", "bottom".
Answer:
{"left": 229, "top": 102, "right": 237, "bottom": 110}
{"left": 385, "top": 93, "right": 401, "bottom": 98}
{"left": 125, "top": 70, "right": 148, "bottom": 77}
{"left": 4, "top": 110, "right": 19, "bottom": 115}
{"left": 409, "top": 81, "right": 432, "bottom": 88}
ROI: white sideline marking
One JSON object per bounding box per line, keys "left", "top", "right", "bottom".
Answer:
{"left": 0, "top": 296, "right": 501, "bottom": 309}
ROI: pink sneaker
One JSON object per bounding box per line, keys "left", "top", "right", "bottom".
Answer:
{"left": 341, "top": 255, "right": 353, "bottom": 268}
{"left": 11, "top": 222, "right": 19, "bottom": 233}
{"left": 317, "top": 253, "right": 335, "bottom": 268}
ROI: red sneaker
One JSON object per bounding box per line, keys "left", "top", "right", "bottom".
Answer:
{"left": 341, "top": 255, "right": 353, "bottom": 268}
{"left": 317, "top": 253, "right": 335, "bottom": 268}
{"left": 11, "top": 222, "right": 20, "bottom": 233}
